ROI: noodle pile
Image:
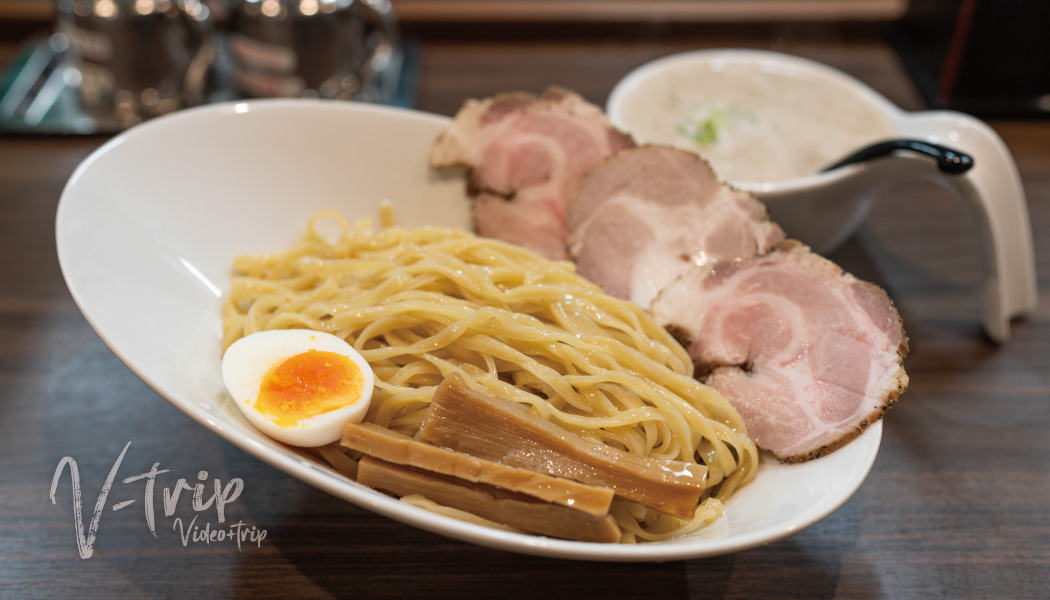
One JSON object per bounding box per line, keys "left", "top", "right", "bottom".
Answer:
{"left": 222, "top": 211, "right": 758, "bottom": 541}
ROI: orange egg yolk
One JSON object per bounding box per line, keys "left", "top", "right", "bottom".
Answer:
{"left": 256, "top": 350, "right": 365, "bottom": 427}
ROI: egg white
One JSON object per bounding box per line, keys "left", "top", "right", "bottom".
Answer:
{"left": 221, "top": 329, "right": 375, "bottom": 447}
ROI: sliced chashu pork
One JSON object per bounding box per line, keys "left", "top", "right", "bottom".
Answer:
{"left": 430, "top": 88, "right": 635, "bottom": 260}
{"left": 650, "top": 240, "right": 909, "bottom": 462}
{"left": 567, "top": 146, "right": 784, "bottom": 307}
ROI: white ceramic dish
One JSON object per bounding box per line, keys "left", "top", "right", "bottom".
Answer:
{"left": 56, "top": 100, "right": 882, "bottom": 562}
{"left": 608, "top": 49, "right": 1037, "bottom": 343}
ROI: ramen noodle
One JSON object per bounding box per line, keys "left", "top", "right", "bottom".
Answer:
{"left": 221, "top": 212, "right": 758, "bottom": 541}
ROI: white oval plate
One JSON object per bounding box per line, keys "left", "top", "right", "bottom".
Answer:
{"left": 56, "top": 100, "right": 882, "bottom": 562}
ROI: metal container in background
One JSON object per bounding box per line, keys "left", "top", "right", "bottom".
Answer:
{"left": 228, "top": 0, "right": 397, "bottom": 102}
{"left": 55, "top": 0, "right": 214, "bottom": 129}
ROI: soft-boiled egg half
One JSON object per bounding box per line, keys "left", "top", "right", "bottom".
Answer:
{"left": 221, "top": 329, "right": 375, "bottom": 447}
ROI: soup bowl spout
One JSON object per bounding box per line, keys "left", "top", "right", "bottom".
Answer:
{"left": 751, "top": 109, "right": 1036, "bottom": 343}
{"left": 608, "top": 49, "right": 1037, "bottom": 343}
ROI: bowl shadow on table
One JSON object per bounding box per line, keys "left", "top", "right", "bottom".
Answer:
{"left": 225, "top": 453, "right": 875, "bottom": 600}
{"left": 235, "top": 479, "right": 714, "bottom": 599}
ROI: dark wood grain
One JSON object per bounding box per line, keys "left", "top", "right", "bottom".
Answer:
{"left": 1, "top": 28, "right": 1048, "bottom": 600}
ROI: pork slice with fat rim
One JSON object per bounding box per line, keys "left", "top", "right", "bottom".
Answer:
{"left": 567, "top": 146, "right": 784, "bottom": 308}
{"left": 650, "top": 240, "right": 909, "bottom": 462}
{"left": 430, "top": 88, "right": 635, "bottom": 260}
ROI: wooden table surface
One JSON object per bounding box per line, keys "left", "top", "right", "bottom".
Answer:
{"left": 1, "top": 27, "right": 1048, "bottom": 599}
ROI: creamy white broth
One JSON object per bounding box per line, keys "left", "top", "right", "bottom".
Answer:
{"left": 617, "top": 61, "right": 895, "bottom": 183}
